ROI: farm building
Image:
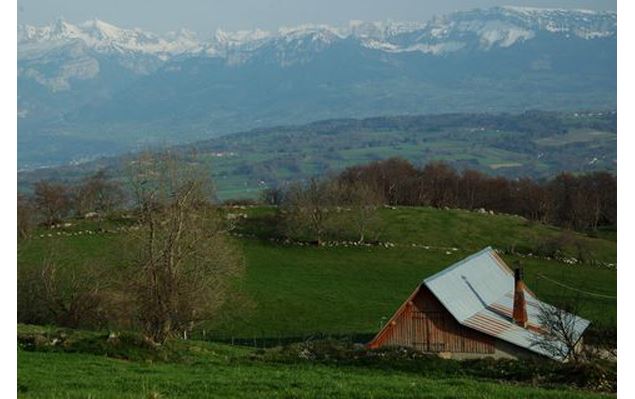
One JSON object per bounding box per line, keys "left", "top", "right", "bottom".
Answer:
{"left": 368, "top": 247, "right": 589, "bottom": 361}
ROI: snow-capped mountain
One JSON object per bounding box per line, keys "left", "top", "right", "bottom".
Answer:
{"left": 18, "top": 18, "right": 201, "bottom": 93}
{"left": 18, "top": 18, "right": 202, "bottom": 56}
{"left": 18, "top": 6, "right": 616, "bottom": 168}
{"left": 354, "top": 6, "right": 615, "bottom": 54}
{"left": 19, "top": 6, "right": 615, "bottom": 63}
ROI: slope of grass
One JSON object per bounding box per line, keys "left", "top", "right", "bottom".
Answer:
{"left": 205, "top": 240, "right": 615, "bottom": 339}
{"left": 18, "top": 207, "right": 616, "bottom": 341}
{"left": 20, "top": 351, "right": 615, "bottom": 399}
{"left": 370, "top": 207, "right": 614, "bottom": 262}
{"left": 17, "top": 327, "right": 613, "bottom": 399}
{"left": 235, "top": 206, "right": 616, "bottom": 263}
{"left": 17, "top": 206, "right": 617, "bottom": 398}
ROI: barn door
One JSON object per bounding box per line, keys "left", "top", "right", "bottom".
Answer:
{"left": 411, "top": 311, "right": 446, "bottom": 352}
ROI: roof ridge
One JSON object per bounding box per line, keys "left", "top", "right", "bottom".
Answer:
{"left": 423, "top": 246, "right": 493, "bottom": 284}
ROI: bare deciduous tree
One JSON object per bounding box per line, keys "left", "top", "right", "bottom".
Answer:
{"left": 531, "top": 300, "right": 586, "bottom": 362}
{"left": 17, "top": 243, "right": 111, "bottom": 328}
{"left": 419, "top": 161, "right": 459, "bottom": 208}
{"left": 282, "top": 178, "right": 336, "bottom": 245}
{"left": 335, "top": 181, "right": 383, "bottom": 243}
{"left": 17, "top": 194, "right": 35, "bottom": 239}
{"left": 75, "top": 170, "right": 124, "bottom": 216}
{"left": 126, "top": 151, "right": 244, "bottom": 343}
{"left": 335, "top": 159, "right": 615, "bottom": 232}
{"left": 260, "top": 187, "right": 286, "bottom": 206}
{"left": 33, "top": 180, "right": 74, "bottom": 226}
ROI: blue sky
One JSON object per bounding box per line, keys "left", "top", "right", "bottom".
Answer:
{"left": 18, "top": 0, "right": 617, "bottom": 35}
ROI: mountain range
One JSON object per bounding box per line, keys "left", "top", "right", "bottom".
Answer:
{"left": 18, "top": 6, "right": 616, "bottom": 169}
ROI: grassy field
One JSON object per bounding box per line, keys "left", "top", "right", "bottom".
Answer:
{"left": 534, "top": 130, "right": 617, "bottom": 147}
{"left": 18, "top": 206, "right": 617, "bottom": 340}
{"left": 207, "top": 242, "right": 615, "bottom": 340}
{"left": 17, "top": 206, "right": 617, "bottom": 398}
{"left": 18, "top": 351, "right": 613, "bottom": 399}
{"left": 17, "top": 326, "right": 614, "bottom": 399}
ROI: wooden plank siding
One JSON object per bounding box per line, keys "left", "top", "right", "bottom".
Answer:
{"left": 369, "top": 285, "right": 495, "bottom": 354}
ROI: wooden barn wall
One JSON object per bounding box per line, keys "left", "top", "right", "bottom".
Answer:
{"left": 375, "top": 285, "right": 495, "bottom": 354}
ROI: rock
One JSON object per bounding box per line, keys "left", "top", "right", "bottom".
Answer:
{"left": 107, "top": 332, "right": 119, "bottom": 343}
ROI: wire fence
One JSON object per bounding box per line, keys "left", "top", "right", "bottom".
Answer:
{"left": 190, "top": 330, "right": 376, "bottom": 348}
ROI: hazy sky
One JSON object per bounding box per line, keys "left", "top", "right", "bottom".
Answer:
{"left": 17, "top": 0, "right": 617, "bottom": 36}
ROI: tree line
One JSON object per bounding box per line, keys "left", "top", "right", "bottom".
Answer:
{"left": 19, "top": 157, "right": 616, "bottom": 243}
{"left": 264, "top": 158, "right": 616, "bottom": 233}
{"left": 18, "top": 171, "right": 125, "bottom": 239}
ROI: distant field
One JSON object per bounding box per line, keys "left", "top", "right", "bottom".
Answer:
{"left": 18, "top": 111, "right": 617, "bottom": 200}
{"left": 489, "top": 162, "right": 523, "bottom": 169}
{"left": 535, "top": 130, "right": 617, "bottom": 147}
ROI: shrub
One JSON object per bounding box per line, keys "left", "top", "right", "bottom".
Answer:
{"left": 252, "top": 339, "right": 616, "bottom": 393}
{"left": 17, "top": 325, "right": 170, "bottom": 362}
{"left": 532, "top": 232, "right": 573, "bottom": 258}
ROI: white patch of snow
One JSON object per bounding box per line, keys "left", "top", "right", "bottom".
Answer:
{"left": 277, "top": 24, "right": 345, "bottom": 41}
{"left": 501, "top": 5, "right": 597, "bottom": 15}
{"left": 363, "top": 39, "right": 465, "bottom": 55}
{"left": 17, "top": 7, "right": 616, "bottom": 69}
{"left": 361, "top": 39, "right": 401, "bottom": 51}
{"left": 403, "top": 41, "right": 465, "bottom": 54}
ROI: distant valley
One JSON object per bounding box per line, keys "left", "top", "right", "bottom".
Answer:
{"left": 18, "top": 111, "right": 616, "bottom": 200}
{"left": 18, "top": 6, "right": 616, "bottom": 168}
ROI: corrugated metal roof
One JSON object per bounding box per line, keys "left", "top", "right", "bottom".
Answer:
{"left": 424, "top": 247, "right": 590, "bottom": 360}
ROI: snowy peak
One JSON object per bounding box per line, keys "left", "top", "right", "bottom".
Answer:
{"left": 80, "top": 18, "right": 127, "bottom": 40}
{"left": 493, "top": 6, "right": 615, "bottom": 39}
{"left": 349, "top": 20, "right": 426, "bottom": 40}
{"left": 500, "top": 5, "right": 605, "bottom": 16}
{"left": 18, "top": 17, "right": 83, "bottom": 43}
{"left": 18, "top": 18, "right": 201, "bottom": 55}
{"left": 214, "top": 28, "right": 271, "bottom": 46}
{"left": 277, "top": 24, "right": 345, "bottom": 42}
{"left": 18, "top": 6, "right": 616, "bottom": 61}
{"left": 358, "top": 6, "right": 614, "bottom": 54}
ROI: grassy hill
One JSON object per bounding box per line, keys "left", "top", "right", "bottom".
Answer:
{"left": 18, "top": 206, "right": 616, "bottom": 340}
{"left": 215, "top": 206, "right": 616, "bottom": 338}
{"left": 17, "top": 206, "right": 617, "bottom": 398}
